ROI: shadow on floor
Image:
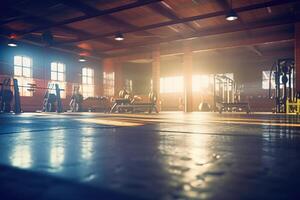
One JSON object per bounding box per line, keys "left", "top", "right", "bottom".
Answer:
{"left": 0, "top": 164, "right": 145, "bottom": 200}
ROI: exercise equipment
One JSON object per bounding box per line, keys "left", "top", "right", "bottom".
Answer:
{"left": 269, "top": 58, "right": 296, "bottom": 113}
{"left": 13, "top": 79, "right": 21, "bottom": 113}
{"left": 83, "top": 96, "right": 111, "bottom": 112}
{"left": 213, "top": 74, "right": 250, "bottom": 114}
{"left": 69, "top": 85, "right": 83, "bottom": 112}
{"left": 0, "top": 78, "right": 21, "bottom": 114}
{"left": 41, "top": 83, "right": 63, "bottom": 112}
{"left": 110, "top": 89, "right": 132, "bottom": 113}
{"left": 286, "top": 99, "right": 300, "bottom": 114}
{"left": 1, "top": 79, "right": 64, "bottom": 113}
{"left": 110, "top": 89, "right": 159, "bottom": 114}
{"left": 199, "top": 102, "right": 211, "bottom": 111}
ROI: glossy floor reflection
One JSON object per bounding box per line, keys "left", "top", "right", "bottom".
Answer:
{"left": 0, "top": 112, "right": 300, "bottom": 199}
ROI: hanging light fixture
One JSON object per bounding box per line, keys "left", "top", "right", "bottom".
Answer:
{"left": 8, "top": 39, "right": 17, "bottom": 47}
{"left": 226, "top": 10, "right": 238, "bottom": 21}
{"left": 225, "top": 0, "right": 238, "bottom": 21}
{"left": 78, "top": 56, "right": 86, "bottom": 62}
{"left": 7, "top": 33, "right": 18, "bottom": 47}
{"left": 114, "top": 32, "right": 124, "bottom": 41}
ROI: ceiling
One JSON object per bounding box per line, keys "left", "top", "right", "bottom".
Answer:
{"left": 0, "top": 0, "right": 299, "bottom": 59}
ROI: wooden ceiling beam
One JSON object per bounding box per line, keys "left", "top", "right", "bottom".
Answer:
{"left": 59, "top": 0, "right": 135, "bottom": 29}
{"left": 148, "top": 2, "right": 178, "bottom": 20}
{"left": 215, "top": 0, "right": 264, "bottom": 56}
{"left": 215, "top": 0, "right": 231, "bottom": 10}
{"left": 111, "top": 32, "right": 293, "bottom": 60}
{"left": 2, "top": 5, "right": 118, "bottom": 47}
{"left": 0, "top": 27, "right": 104, "bottom": 59}
{"left": 192, "top": 34, "right": 293, "bottom": 54}
{"left": 19, "top": 38, "right": 105, "bottom": 59}
{"left": 0, "top": 0, "right": 63, "bottom": 25}
{"left": 100, "top": 16, "right": 296, "bottom": 53}
{"left": 59, "top": 0, "right": 154, "bottom": 38}
{"left": 59, "top": 0, "right": 100, "bottom": 15}
{"left": 17, "top": 0, "right": 162, "bottom": 37}
{"left": 4, "top": 9, "right": 81, "bottom": 37}
{"left": 58, "top": 0, "right": 298, "bottom": 45}
{"left": 0, "top": 8, "right": 26, "bottom": 25}
{"left": 247, "top": 46, "right": 263, "bottom": 56}
{"left": 148, "top": 1, "right": 198, "bottom": 32}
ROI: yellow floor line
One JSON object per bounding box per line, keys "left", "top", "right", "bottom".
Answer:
{"left": 97, "top": 113, "right": 297, "bottom": 124}
{"left": 209, "top": 120, "right": 300, "bottom": 127}
{"left": 78, "top": 118, "right": 144, "bottom": 127}
{"left": 189, "top": 117, "right": 292, "bottom": 123}
{"left": 107, "top": 117, "right": 300, "bottom": 128}
{"left": 25, "top": 112, "right": 300, "bottom": 128}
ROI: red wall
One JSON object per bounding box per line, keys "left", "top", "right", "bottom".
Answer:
{"left": 0, "top": 43, "right": 103, "bottom": 112}
{"left": 1, "top": 75, "right": 79, "bottom": 112}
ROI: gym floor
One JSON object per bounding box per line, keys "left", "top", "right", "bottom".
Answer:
{"left": 0, "top": 112, "right": 300, "bottom": 200}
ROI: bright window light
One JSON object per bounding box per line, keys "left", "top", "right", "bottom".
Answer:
{"left": 160, "top": 76, "right": 183, "bottom": 93}
{"left": 192, "top": 75, "right": 211, "bottom": 92}
{"left": 262, "top": 71, "right": 275, "bottom": 90}
{"left": 262, "top": 70, "right": 293, "bottom": 89}
{"left": 14, "top": 55, "right": 33, "bottom": 96}
{"left": 125, "top": 79, "right": 132, "bottom": 92}
{"left": 51, "top": 62, "right": 65, "bottom": 82}
{"left": 50, "top": 62, "right": 66, "bottom": 98}
{"left": 82, "top": 67, "right": 94, "bottom": 98}
{"left": 17, "top": 78, "right": 33, "bottom": 97}
{"left": 103, "top": 72, "right": 115, "bottom": 96}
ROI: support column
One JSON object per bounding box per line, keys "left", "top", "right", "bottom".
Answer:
{"left": 115, "top": 60, "right": 123, "bottom": 95}
{"left": 102, "top": 58, "right": 113, "bottom": 95}
{"left": 183, "top": 42, "right": 193, "bottom": 112}
{"left": 152, "top": 46, "right": 160, "bottom": 111}
{"left": 295, "top": 23, "right": 300, "bottom": 94}
{"left": 102, "top": 58, "right": 113, "bottom": 96}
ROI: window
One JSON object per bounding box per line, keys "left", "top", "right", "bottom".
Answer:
{"left": 262, "top": 71, "right": 275, "bottom": 89}
{"left": 214, "top": 73, "right": 235, "bottom": 91}
{"left": 262, "top": 70, "right": 293, "bottom": 89}
{"left": 14, "top": 56, "right": 32, "bottom": 78}
{"left": 160, "top": 76, "right": 183, "bottom": 93}
{"left": 192, "top": 75, "right": 211, "bottom": 92}
{"left": 50, "top": 62, "right": 66, "bottom": 98}
{"left": 103, "top": 72, "right": 115, "bottom": 96}
{"left": 82, "top": 68, "right": 94, "bottom": 98}
{"left": 14, "top": 55, "right": 33, "bottom": 96}
{"left": 51, "top": 62, "right": 65, "bottom": 81}
{"left": 125, "top": 79, "right": 133, "bottom": 92}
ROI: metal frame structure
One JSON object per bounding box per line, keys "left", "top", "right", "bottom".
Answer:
{"left": 0, "top": 78, "right": 21, "bottom": 114}
{"left": 41, "top": 83, "right": 63, "bottom": 113}
{"left": 269, "top": 58, "right": 296, "bottom": 113}
{"left": 213, "top": 74, "right": 250, "bottom": 113}
{"left": 110, "top": 89, "right": 158, "bottom": 114}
